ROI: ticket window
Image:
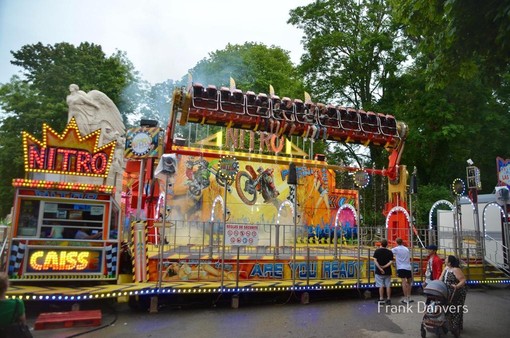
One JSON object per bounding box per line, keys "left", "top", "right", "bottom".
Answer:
{"left": 40, "top": 201, "right": 104, "bottom": 239}
{"left": 16, "top": 198, "right": 118, "bottom": 240}
{"left": 17, "top": 199, "right": 40, "bottom": 237}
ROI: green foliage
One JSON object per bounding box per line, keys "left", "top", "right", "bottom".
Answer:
{"left": 134, "top": 79, "right": 176, "bottom": 128}
{"left": 411, "top": 184, "right": 452, "bottom": 228}
{"left": 188, "top": 42, "right": 305, "bottom": 99}
{"left": 380, "top": 57, "right": 510, "bottom": 192}
{"left": 390, "top": 0, "right": 510, "bottom": 89}
{"left": 288, "top": 0, "right": 410, "bottom": 108}
{"left": 0, "top": 42, "right": 137, "bottom": 217}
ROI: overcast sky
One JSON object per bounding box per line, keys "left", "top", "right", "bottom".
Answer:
{"left": 0, "top": 0, "right": 313, "bottom": 85}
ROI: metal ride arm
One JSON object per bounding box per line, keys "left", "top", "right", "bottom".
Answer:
{"left": 166, "top": 85, "right": 407, "bottom": 176}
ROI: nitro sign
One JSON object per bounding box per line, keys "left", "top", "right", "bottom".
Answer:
{"left": 22, "top": 118, "right": 115, "bottom": 178}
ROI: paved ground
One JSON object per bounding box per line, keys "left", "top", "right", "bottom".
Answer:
{"left": 25, "top": 284, "right": 510, "bottom": 338}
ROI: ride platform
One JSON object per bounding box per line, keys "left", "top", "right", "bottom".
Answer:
{"left": 6, "top": 243, "right": 509, "bottom": 302}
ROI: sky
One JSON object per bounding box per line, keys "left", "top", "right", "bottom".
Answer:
{"left": 0, "top": 0, "right": 313, "bottom": 85}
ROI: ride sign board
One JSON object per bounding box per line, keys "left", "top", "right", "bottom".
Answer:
{"left": 497, "top": 157, "right": 510, "bottom": 188}
{"left": 226, "top": 224, "right": 259, "bottom": 246}
{"left": 22, "top": 118, "right": 115, "bottom": 178}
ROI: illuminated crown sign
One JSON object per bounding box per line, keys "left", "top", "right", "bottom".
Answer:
{"left": 22, "top": 118, "right": 115, "bottom": 178}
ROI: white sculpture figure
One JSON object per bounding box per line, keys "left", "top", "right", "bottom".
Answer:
{"left": 67, "top": 84, "right": 125, "bottom": 143}
{"left": 66, "top": 84, "right": 126, "bottom": 200}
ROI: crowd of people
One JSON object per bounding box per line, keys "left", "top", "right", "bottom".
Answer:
{"left": 373, "top": 238, "right": 467, "bottom": 335}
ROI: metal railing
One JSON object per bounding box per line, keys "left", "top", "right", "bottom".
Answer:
{"left": 0, "top": 225, "right": 10, "bottom": 271}
{"left": 484, "top": 233, "right": 509, "bottom": 272}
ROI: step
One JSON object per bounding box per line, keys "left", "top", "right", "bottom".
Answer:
{"left": 34, "top": 309, "right": 102, "bottom": 330}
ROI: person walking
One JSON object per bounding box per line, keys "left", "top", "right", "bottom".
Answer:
{"left": 424, "top": 244, "right": 443, "bottom": 287}
{"left": 373, "top": 239, "right": 393, "bottom": 304}
{"left": 392, "top": 238, "right": 413, "bottom": 304}
{"left": 439, "top": 255, "right": 467, "bottom": 336}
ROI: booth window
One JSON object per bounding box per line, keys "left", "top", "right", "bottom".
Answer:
{"left": 109, "top": 204, "right": 119, "bottom": 239}
{"left": 40, "top": 201, "right": 104, "bottom": 239}
{"left": 17, "top": 199, "right": 40, "bottom": 236}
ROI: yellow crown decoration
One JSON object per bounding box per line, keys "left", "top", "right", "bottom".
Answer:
{"left": 22, "top": 118, "right": 115, "bottom": 178}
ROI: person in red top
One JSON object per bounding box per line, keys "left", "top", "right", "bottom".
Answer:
{"left": 423, "top": 245, "right": 443, "bottom": 287}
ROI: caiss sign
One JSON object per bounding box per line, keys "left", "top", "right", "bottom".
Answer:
{"left": 26, "top": 248, "right": 103, "bottom": 273}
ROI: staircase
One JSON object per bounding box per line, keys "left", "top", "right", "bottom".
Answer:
{"left": 482, "top": 234, "right": 510, "bottom": 280}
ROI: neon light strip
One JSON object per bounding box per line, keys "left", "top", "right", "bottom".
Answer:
{"left": 12, "top": 178, "right": 114, "bottom": 193}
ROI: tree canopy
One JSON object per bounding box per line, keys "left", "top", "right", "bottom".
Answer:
{"left": 390, "top": 0, "right": 510, "bottom": 90}
{"left": 1, "top": 1, "right": 509, "bottom": 227}
{"left": 189, "top": 42, "right": 305, "bottom": 99}
{"left": 288, "top": 0, "right": 410, "bottom": 109}
{"left": 0, "top": 42, "right": 137, "bottom": 216}
{"left": 387, "top": 0, "right": 510, "bottom": 192}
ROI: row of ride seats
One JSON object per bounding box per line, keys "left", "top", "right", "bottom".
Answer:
{"left": 191, "top": 83, "right": 399, "bottom": 137}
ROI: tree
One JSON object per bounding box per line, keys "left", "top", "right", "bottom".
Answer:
{"left": 0, "top": 42, "right": 137, "bottom": 217}
{"left": 288, "top": 0, "right": 410, "bottom": 172}
{"left": 390, "top": 0, "right": 510, "bottom": 90}
{"left": 189, "top": 42, "right": 305, "bottom": 99}
{"left": 386, "top": 0, "right": 510, "bottom": 192}
{"left": 176, "top": 42, "right": 308, "bottom": 152}
{"left": 288, "top": 0, "right": 409, "bottom": 108}
{"left": 135, "top": 79, "right": 176, "bottom": 129}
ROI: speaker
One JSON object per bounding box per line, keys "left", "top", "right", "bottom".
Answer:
{"left": 410, "top": 175, "right": 418, "bottom": 194}
{"left": 496, "top": 186, "right": 509, "bottom": 205}
{"left": 288, "top": 163, "right": 297, "bottom": 185}
{"left": 161, "top": 154, "right": 176, "bottom": 175}
{"left": 174, "top": 137, "right": 186, "bottom": 146}
{"left": 140, "top": 119, "right": 158, "bottom": 127}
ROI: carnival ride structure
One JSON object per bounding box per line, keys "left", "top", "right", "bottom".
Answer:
{"left": 4, "top": 82, "right": 508, "bottom": 304}
{"left": 123, "top": 83, "right": 416, "bottom": 295}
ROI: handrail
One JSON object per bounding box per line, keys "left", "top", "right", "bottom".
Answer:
{"left": 484, "top": 233, "right": 509, "bottom": 271}
{"left": 0, "top": 225, "right": 11, "bottom": 270}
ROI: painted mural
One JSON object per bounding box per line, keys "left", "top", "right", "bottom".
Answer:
{"left": 155, "top": 154, "right": 358, "bottom": 246}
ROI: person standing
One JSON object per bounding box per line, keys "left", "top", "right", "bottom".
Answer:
{"left": 392, "top": 238, "right": 413, "bottom": 304}
{"left": 0, "top": 272, "right": 29, "bottom": 336}
{"left": 439, "top": 255, "right": 467, "bottom": 336}
{"left": 373, "top": 239, "right": 393, "bottom": 304}
{"left": 424, "top": 244, "right": 443, "bottom": 287}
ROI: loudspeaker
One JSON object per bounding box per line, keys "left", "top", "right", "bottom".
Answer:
{"left": 140, "top": 119, "right": 158, "bottom": 127}
{"left": 288, "top": 163, "right": 297, "bottom": 185}
{"left": 161, "top": 154, "right": 176, "bottom": 175}
{"left": 174, "top": 137, "right": 186, "bottom": 146}
{"left": 411, "top": 175, "right": 418, "bottom": 194}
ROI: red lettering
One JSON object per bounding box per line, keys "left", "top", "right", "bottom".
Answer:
{"left": 76, "top": 151, "right": 91, "bottom": 173}
{"left": 57, "top": 149, "right": 77, "bottom": 171}
{"left": 28, "top": 145, "right": 110, "bottom": 175}
{"left": 91, "top": 153, "right": 108, "bottom": 174}
{"left": 28, "top": 145, "right": 46, "bottom": 169}
{"left": 270, "top": 134, "right": 285, "bottom": 153}
{"left": 47, "top": 147, "right": 56, "bottom": 169}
